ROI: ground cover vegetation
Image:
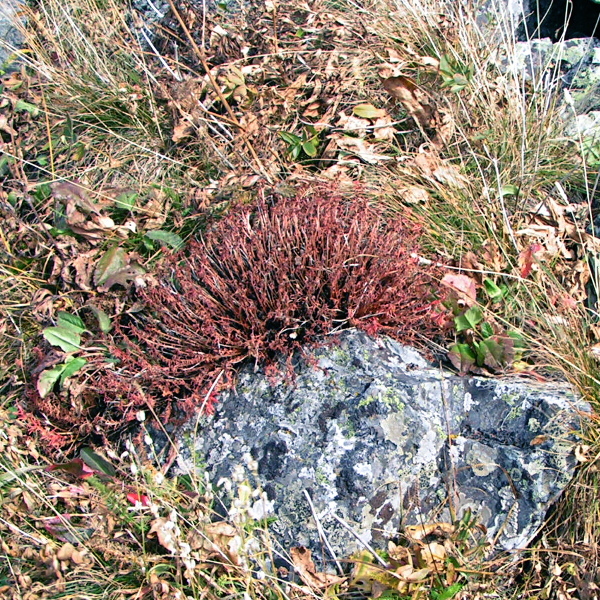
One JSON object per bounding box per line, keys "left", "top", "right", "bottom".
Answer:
{"left": 1, "top": 0, "right": 600, "bottom": 597}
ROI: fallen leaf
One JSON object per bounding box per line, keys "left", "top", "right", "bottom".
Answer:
{"left": 98, "top": 263, "right": 146, "bottom": 292}
{"left": 382, "top": 76, "right": 437, "bottom": 134}
{"left": 353, "top": 103, "right": 387, "bottom": 119}
{"left": 396, "top": 564, "right": 430, "bottom": 582}
{"left": 52, "top": 181, "right": 99, "bottom": 215}
{"left": 291, "top": 547, "right": 345, "bottom": 589}
{"left": 398, "top": 186, "right": 430, "bottom": 204}
{"left": 518, "top": 243, "right": 543, "bottom": 278}
{"left": 440, "top": 273, "right": 478, "bottom": 306}
{"left": 0, "top": 114, "right": 17, "bottom": 136}
{"left": 405, "top": 522, "right": 455, "bottom": 541}
{"left": 94, "top": 246, "right": 128, "bottom": 287}
{"left": 337, "top": 111, "right": 370, "bottom": 137}
{"left": 172, "top": 119, "right": 195, "bottom": 142}
{"left": 419, "top": 542, "right": 446, "bottom": 568}
{"left": 149, "top": 517, "right": 178, "bottom": 554}
{"left": 333, "top": 135, "right": 393, "bottom": 165}
{"left": 373, "top": 116, "right": 397, "bottom": 141}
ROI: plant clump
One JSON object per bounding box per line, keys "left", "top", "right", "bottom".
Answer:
{"left": 26, "top": 187, "right": 446, "bottom": 445}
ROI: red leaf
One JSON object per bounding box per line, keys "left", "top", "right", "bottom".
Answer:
{"left": 127, "top": 493, "right": 150, "bottom": 507}
{"left": 518, "top": 244, "right": 542, "bottom": 278}
{"left": 440, "top": 273, "right": 477, "bottom": 306}
{"left": 46, "top": 459, "right": 95, "bottom": 479}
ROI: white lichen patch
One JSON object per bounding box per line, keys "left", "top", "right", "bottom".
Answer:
{"left": 414, "top": 429, "right": 440, "bottom": 466}
{"left": 380, "top": 412, "right": 407, "bottom": 448}
{"left": 448, "top": 435, "right": 467, "bottom": 465}
{"left": 354, "top": 462, "right": 373, "bottom": 478}
{"left": 467, "top": 442, "right": 498, "bottom": 477}
{"left": 463, "top": 391, "right": 475, "bottom": 412}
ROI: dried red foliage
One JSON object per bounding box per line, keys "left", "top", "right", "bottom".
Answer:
{"left": 24, "top": 187, "right": 446, "bottom": 448}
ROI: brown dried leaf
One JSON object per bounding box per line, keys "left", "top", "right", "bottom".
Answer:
{"left": 405, "top": 522, "right": 455, "bottom": 541}
{"left": 149, "top": 517, "right": 178, "bottom": 553}
{"left": 337, "top": 111, "right": 370, "bottom": 137}
{"left": 52, "top": 181, "right": 98, "bottom": 215}
{"left": 290, "top": 547, "right": 345, "bottom": 589}
{"left": 419, "top": 542, "right": 446, "bottom": 568}
{"left": 382, "top": 76, "right": 437, "bottom": 133}
{"left": 0, "top": 114, "right": 17, "bottom": 136}
{"left": 172, "top": 119, "right": 195, "bottom": 142}
{"left": 396, "top": 564, "right": 430, "bottom": 582}
{"left": 373, "top": 116, "right": 397, "bottom": 141}
{"left": 63, "top": 249, "right": 98, "bottom": 291}
{"left": 432, "top": 163, "right": 467, "bottom": 189}
{"left": 333, "top": 135, "right": 393, "bottom": 165}
{"left": 399, "top": 186, "right": 430, "bottom": 204}
{"left": 191, "top": 521, "right": 241, "bottom": 565}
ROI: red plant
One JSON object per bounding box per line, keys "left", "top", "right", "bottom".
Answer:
{"left": 24, "top": 186, "right": 446, "bottom": 447}
{"left": 104, "top": 187, "right": 444, "bottom": 416}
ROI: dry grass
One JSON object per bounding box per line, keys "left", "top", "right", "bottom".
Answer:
{"left": 2, "top": 0, "right": 600, "bottom": 597}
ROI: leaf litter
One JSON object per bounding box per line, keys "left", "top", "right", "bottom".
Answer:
{"left": 3, "top": 0, "right": 600, "bottom": 597}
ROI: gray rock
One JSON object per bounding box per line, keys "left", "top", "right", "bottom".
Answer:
{"left": 174, "top": 330, "right": 588, "bottom": 562}
{"left": 0, "top": 0, "right": 25, "bottom": 70}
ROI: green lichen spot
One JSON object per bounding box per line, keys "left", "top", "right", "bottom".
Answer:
{"left": 358, "top": 395, "right": 376, "bottom": 408}
{"left": 381, "top": 388, "right": 405, "bottom": 412}
{"left": 331, "top": 347, "right": 351, "bottom": 365}
{"left": 315, "top": 467, "right": 329, "bottom": 485}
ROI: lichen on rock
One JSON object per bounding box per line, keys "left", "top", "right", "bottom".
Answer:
{"left": 173, "top": 329, "right": 589, "bottom": 564}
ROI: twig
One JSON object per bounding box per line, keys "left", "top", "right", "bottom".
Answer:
{"left": 328, "top": 511, "right": 388, "bottom": 568}
{"left": 303, "top": 490, "right": 344, "bottom": 576}
{"left": 166, "top": 0, "right": 272, "bottom": 182}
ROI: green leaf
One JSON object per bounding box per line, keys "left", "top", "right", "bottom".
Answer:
{"left": 0, "top": 466, "right": 43, "bottom": 488}
{"left": 507, "top": 330, "right": 526, "bottom": 347}
{"left": 80, "top": 448, "right": 117, "bottom": 477}
{"left": 291, "top": 145, "right": 301, "bottom": 160}
{"left": 37, "top": 364, "right": 67, "bottom": 398}
{"left": 432, "top": 583, "right": 464, "bottom": 600}
{"left": 508, "top": 330, "right": 526, "bottom": 360}
{"left": 353, "top": 103, "right": 386, "bottom": 119}
{"left": 448, "top": 343, "right": 476, "bottom": 375}
{"left": 483, "top": 278, "right": 506, "bottom": 302}
{"left": 94, "top": 246, "right": 127, "bottom": 286}
{"left": 145, "top": 230, "right": 184, "bottom": 251}
{"left": 89, "top": 306, "right": 112, "bottom": 333}
{"left": 57, "top": 311, "right": 86, "bottom": 334}
{"left": 115, "top": 191, "right": 138, "bottom": 211}
{"left": 439, "top": 54, "right": 452, "bottom": 77}
{"left": 279, "top": 131, "right": 302, "bottom": 146}
{"left": 479, "top": 335, "right": 515, "bottom": 370}
{"left": 501, "top": 184, "right": 519, "bottom": 197}
{"left": 43, "top": 326, "right": 81, "bottom": 353}
{"left": 480, "top": 322, "right": 494, "bottom": 338}
{"left": 15, "top": 99, "right": 39, "bottom": 116}
{"left": 59, "top": 357, "right": 87, "bottom": 385}
{"left": 454, "top": 306, "right": 483, "bottom": 332}
{"left": 63, "top": 113, "right": 75, "bottom": 144}
{"left": 453, "top": 314, "right": 470, "bottom": 332}
{"left": 302, "top": 139, "right": 318, "bottom": 157}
